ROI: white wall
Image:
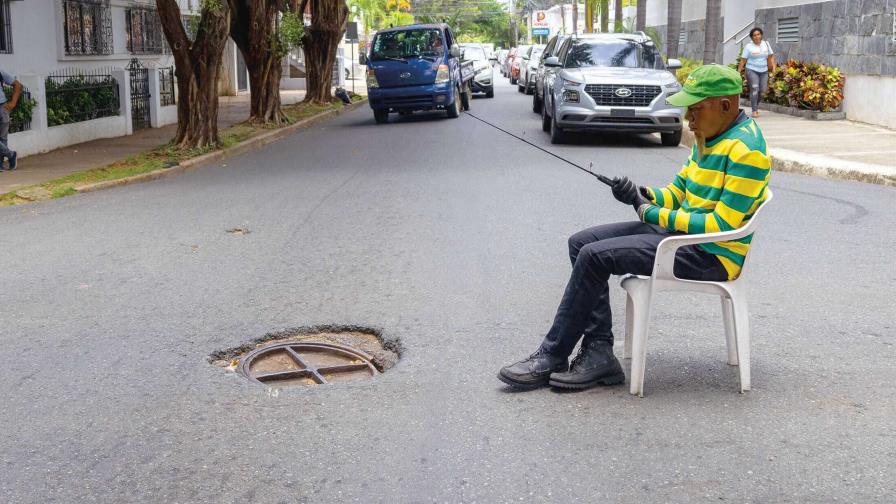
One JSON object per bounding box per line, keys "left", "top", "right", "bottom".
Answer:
{"left": 843, "top": 75, "right": 896, "bottom": 130}
{"left": 755, "top": 0, "right": 827, "bottom": 8}
{"left": 646, "top": 0, "right": 709, "bottom": 27}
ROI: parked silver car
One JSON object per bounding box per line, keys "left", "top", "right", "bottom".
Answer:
{"left": 540, "top": 33, "right": 684, "bottom": 146}
{"left": 517, "top": 44, "right": 545, "bottom": 94}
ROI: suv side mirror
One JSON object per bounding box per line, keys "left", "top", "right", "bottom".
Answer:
{"left": 359, "top": 53, "right": 368, "bottom": 66}
{"left": 544, "top": 56, "right": 560, "bottom": 67}
{"left": 667, "top": 58, "right": 682, "bottom": 70}
{"left": 449, "top": 44, "right": 460, "bottom": 58}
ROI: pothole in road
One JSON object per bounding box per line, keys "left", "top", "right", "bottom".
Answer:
{"left": 209, "top": 326, "right": 401, "bottom": 386}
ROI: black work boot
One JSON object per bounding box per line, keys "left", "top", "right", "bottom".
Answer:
{"left": 549, "top": 339, "right": 625, "bottom": 389}
{"left": 498, "top": 348, "right": 568, "bottom": 389}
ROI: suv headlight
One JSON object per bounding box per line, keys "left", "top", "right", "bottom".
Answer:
{"left": 562, "top": 90, "right": 580, "bottom": 103}
{"left": 664, "top": 81, "right": 682, "bottom": 92}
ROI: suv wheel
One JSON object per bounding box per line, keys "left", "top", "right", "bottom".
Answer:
{"left": 550, "top": 105, "right": 565, "bottom": 144}
{"left": 485, "top": 87, "right": 494, "bottom": 98}
{"left": 525, "top": 82, "right": 533, "bottom": 95}
{"left": 661, "top": 129, "right": 682, "bottom": 147}
{"left": 532, "top": 91, "right": 542, "bottom": 114}
{"left": 541, "top": 97, "right": 551, "bottom": 132}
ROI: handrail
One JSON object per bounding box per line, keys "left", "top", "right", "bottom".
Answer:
{"left": 723, "top": 20, "right": 755, "bottom": 44}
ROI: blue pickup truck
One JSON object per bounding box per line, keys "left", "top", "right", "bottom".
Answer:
{"left": 360, "top": 23, "right": 474, "bottom": 123}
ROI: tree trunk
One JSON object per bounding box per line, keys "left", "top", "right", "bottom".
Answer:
{"left": 228, "top": 0, "right": 286, "bottom": 125}
{"left": 614, "top": 0, "right": 623, "bottom": 32}
{"left": 666, "top": 0, "right": 682, "bottom": 59}
{"left": 585, "top": 0, "right": 592, "bottom": 33}
{"left": 302, "top": 0, "right": 349, "bottom": 104}
{"left": 636, "top": 0, "right": 647, "bottom": 31}
{"left": 572, "top": 0, "right": 578, "bottom": 33}
{"left": 600, "top": 0, "right": 609, "bottom": 33}
{"left": 156, "top": 0, "right": 231, "bottom": 150}
{"left": 703, "top": 0, "right": 721, "bottom": 63}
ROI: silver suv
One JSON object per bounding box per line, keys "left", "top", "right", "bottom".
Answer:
{"left": 540, "top": 32, "right": 684, "bottom": 145}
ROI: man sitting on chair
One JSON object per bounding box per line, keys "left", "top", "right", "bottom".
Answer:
{"left": 498, "top": 65, "right": 771, "bottom": 390}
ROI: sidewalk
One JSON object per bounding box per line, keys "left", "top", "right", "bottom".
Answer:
{"left": 756, "top": 108, "right": 896, "bottom": 185}
{"left": 684, "top": 107, "right": 896, "bottom": 186}
{"left": 0, "top": 90, "right": 307, "bottom": 195}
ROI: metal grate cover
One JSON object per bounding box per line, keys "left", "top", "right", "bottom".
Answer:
{"left": 584, "top": 84, "right": 661, "bottom": 107}
{"left": 238, "top": 342, "right": 378, "bottom": 386}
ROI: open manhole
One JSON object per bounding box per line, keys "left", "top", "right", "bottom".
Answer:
{"left": 210, "top": 326, "right": 401, "bottom": 387}
{"left": 239, "top": 342, "right": 377, "bottom": 385}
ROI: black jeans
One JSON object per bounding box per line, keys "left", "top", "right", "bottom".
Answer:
{"left": 540, "top": 221, "right": 729, "bottom": 357}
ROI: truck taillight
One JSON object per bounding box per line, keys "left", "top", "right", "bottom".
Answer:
{"left": 435, "top": 64, "right": 450, "bottom": 84}
{"left": 366, "top": 68, "right": 379, "bottom": 88}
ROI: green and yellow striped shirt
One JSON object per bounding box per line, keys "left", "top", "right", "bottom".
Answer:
{"left": 643, "top": 114, "right": 771, "bottom": 280}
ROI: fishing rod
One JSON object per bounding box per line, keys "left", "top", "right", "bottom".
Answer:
{"left": 464, "top": 111, "right": 616, "bottom": 187}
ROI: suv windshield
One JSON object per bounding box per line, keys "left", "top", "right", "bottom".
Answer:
{"left": 371, "top": 29, "right": 444, "bottom": 61}
{"left": 462, "top": 45, "right": 487, "bottom": 62}
{"left": 565, "top": 39, "right": 664, "bottom": 69}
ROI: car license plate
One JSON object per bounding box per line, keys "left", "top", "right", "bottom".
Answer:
{"left": 611, "top": 109, "right": 636, "bottom": 117}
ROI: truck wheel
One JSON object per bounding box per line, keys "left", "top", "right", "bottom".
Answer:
{"left": 541, "top": 98, "right": 550, "bottom": 132}
{"left": 661, "top": 129, "right": 683, "bottom": 146}
{"left": 446, "top": 88, "right": 461, "bottom": 118}
{"left": 461, "top": 84, "right": 472, "bottom": 111}
{"left": 550, "top": 106, "right": 565, "bottom": 144}
{"left": 374, "top": 109, "right": 389, "bottom": 124}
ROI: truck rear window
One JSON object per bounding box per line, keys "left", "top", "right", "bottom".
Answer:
{"left": 371, "top": 29, "right": 445, "bottom": 61}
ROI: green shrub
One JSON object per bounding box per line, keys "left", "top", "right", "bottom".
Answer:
{"left": 45, "top": 74, "right": 120, "bottom": 126}
{"left": 766, "top": 59, "right": 844, "bottom": 112}
{"left": 4, "top": 86, "right": 37, "bottom": 133}
{"left": 675, "top": 57, "right": 703, "bottom": 85}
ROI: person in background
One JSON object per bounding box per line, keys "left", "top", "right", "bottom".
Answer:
{"left": 0, "top": 68, "right": 20, "bottom": 171}
{"left": 738, "top": 27, "right": 776, "bottom": 118}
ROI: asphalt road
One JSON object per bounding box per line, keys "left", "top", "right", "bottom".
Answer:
{"left": 2, "top": 77, "right": 894, "bottom": 503}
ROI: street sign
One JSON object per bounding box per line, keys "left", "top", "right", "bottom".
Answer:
{"left": 532, "top": 28, "right": 550, "bottom": 36}
{"left": 532, "top": 10, "right": 549, "bottom": 29}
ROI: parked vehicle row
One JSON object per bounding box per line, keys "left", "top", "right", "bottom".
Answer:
{"left": 506, "top": 32, "right": 685, "bottom": 146}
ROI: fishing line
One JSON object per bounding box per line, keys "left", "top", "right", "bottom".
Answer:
{"left": 464, "top": 111, "right": 616, "bottom": 187}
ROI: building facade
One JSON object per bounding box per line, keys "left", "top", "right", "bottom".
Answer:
{"left": 0, "top": 0, "right": 195, "bottom": 157}
{"left": 645, "top": 0, "right": 896, "bottom": 129}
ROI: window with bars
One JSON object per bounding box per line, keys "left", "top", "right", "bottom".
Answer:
{"left": 678, "top": 30, "right": 686, "bottom": 47}
{"left": 0, "top": 0, "right": 11, "bottom": 54}
{"left": 777, "top": 17, "right": 799, "bottom": 43}
{"left": 127, "top": 7, "right": 168, "bottom": 54}
{"left": 63, "top": 0, "right": 114, "bottom": 55}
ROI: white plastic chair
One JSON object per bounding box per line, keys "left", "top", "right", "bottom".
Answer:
{"left": 620, "top": 190, "right": 773, "bottom": 397}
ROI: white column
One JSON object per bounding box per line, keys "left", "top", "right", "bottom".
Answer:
{"left": 18, "top": 74, "right": 46, "bottom": 133}
{"left": 112, "top": 69, "right": 132, "bottom": 136}
{"left": 148, "top": 67, "right": 162, "bottom": 128}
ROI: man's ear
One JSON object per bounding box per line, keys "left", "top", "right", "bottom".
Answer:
{"left": 719, "top": 97, "right": 732, "bottom": 112}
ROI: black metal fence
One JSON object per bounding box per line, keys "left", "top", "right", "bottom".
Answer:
{"left": 6, "top": 88, "right": 32, "bottom": 133}
{"left": 45, "top": 67, "right": 120, "bottom": 127}
{"left": 159, "top": 66, "right": 176, "bottom": 106}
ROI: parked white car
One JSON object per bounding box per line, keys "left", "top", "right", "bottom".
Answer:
{"left": 518, "top": 44, "right": 546, "bottom": 94}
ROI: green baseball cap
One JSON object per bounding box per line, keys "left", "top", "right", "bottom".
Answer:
{"left": 666, "top": 64, "right": 743, "bottom": 107}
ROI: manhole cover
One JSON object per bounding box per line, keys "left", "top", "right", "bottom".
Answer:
{"left": 238, "top": 342, "right": 378, "bottom": 386}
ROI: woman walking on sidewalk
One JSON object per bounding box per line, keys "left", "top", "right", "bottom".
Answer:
{"left": 738, "top": 27, "right": 776, "bottom": 118}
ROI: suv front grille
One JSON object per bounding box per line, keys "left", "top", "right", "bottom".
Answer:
{"left": 584, "top": 84, "right": 661, "bottom": 107}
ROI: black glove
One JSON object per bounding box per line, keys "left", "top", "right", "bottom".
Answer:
{"left": 611, "top": 177, "right": 651, "bottom": 206}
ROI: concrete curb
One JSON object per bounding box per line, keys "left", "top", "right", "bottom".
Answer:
{"left": 76, "top": 99, "right": 368, "bottom": 194}
{"left": 678, "top": 122, "right": 896, "bottom": 187}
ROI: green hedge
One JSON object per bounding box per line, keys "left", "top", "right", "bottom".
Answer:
{"left": 4, "top": 86, "right": 37, "bottom": 133}
{"left": 45, "top": 74, "right": 120, "bottom": 127}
